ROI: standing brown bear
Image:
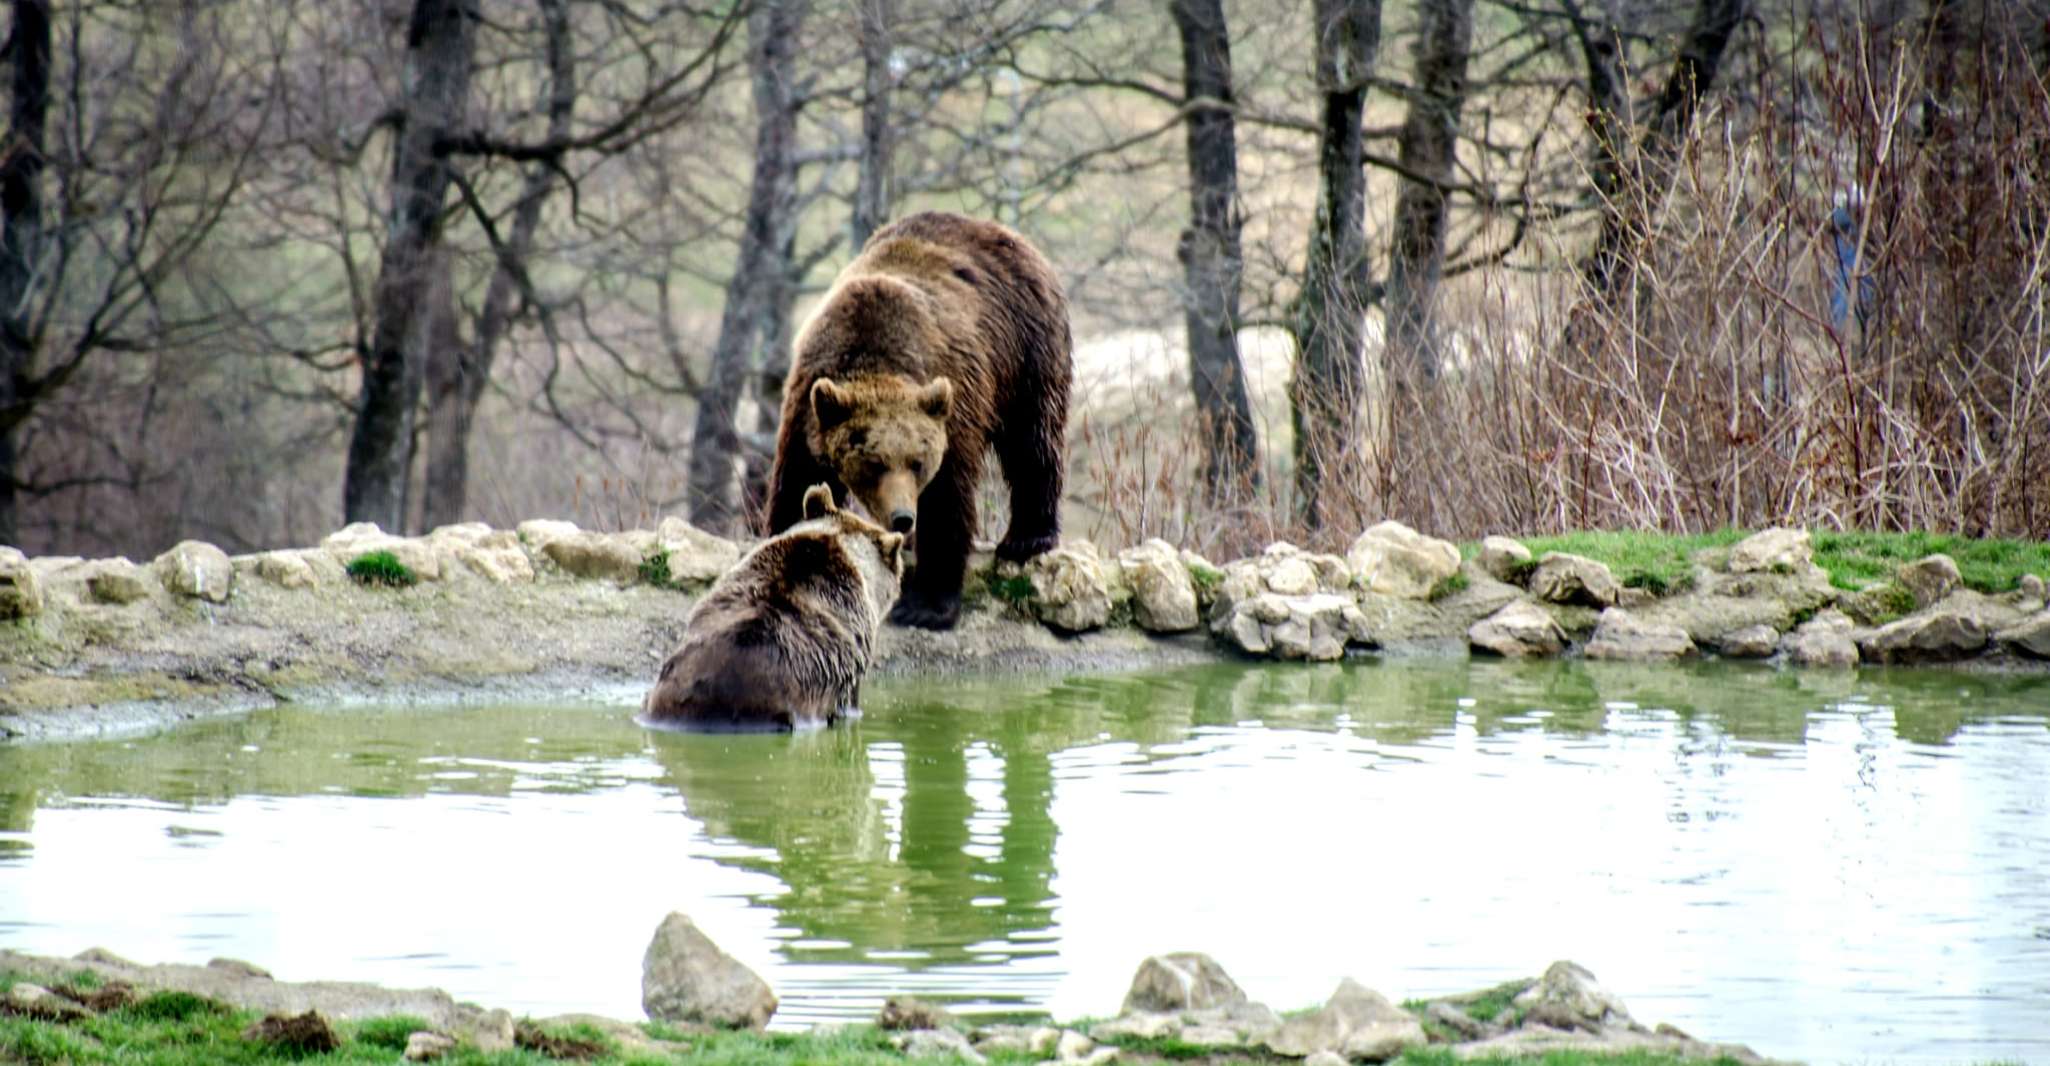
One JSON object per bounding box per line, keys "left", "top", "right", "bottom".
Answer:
{"left": 640, "top": 485, "right": 904, "bottom": 732}
{"left": 765, "top": 211, "right": 1072, "bottom": 630}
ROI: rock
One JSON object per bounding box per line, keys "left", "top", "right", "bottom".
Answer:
{"left": 82, "top": 558, "right": 151, "bottom": 604}
{"left": 1728, "top": 527, "right": 1812, "bottom": 573}
{"left": 1584, "top": 608, "right": 1696, "bottom": 661}
{"left": 242, "top": 1010, "right": 341, "bottom": 1054}
{"left": 1425, "top": 1001, "right": 1488, "bottom": 1040}
{"left": 1264, "top": 978, "right": 1426, "bottom": 1061}
{"left": 1528, "top": 553, "right": 1620, "bottom": 608}
{"left": 515, "top": 518, "right": 581, "bottom": 546}
{"left": 653, "top": 517, "right": 743, "bottom": 583}
{"left": 1219, "top": 592, "right": 1362, "bottom": 661}
{"left": 1784, "top": 610, "right": 1859, "bottom": 666}
{"left": 0, "top": 546, "right": 44, "bottom": 620}
{"left": 207, "top": 957, "right": 273, "bottom": 979}
{"left": 2021, "top": 573, "right": 2047, "bottom": 602}
{"left": 1118, "top": 540, "right": 1200, "bottom": 632}
{"left": 892, "top": 1028, "right": 985, "bottom": 1063}
{"left": 1090, "top": 1012, "right": 1181, "bottom": 1041}
{"left": 1468, "top": 599, "right": 1566, "bottom": 657}
{"left": 1896, "top": 553, "right": 1961, "bottom": 608}
{"left": 1512, "top": 961, "right": 1636, "bottom": 1033}
{"left": 404, "top": 1031, "right": 458, "bottom": 1062}
{"left": 641, "top": 912, "right": 777, "bottom": 1030}
{"left": 1122, "top": 952, "right": 1245, "bottom": 1014}
{"left": 1715, "top": 624, "right": 1779, "bottom": 659}
{"left": 1020, "top": 541, "right": 1113, "bottom": 633}
{"left": 1997, "top": 610, "right": 2050, "bottom": 660}
{"left": 322, "top": 524, "right": 445, "bottom": 582}
{"left": 457, "top": 532, "right": 534, "bottom": 584}
{"left": 542, "top": 532, "right": 643, "bottom": 582}
{"left": 1348, "top": 521, "right": 1461, "bottom": 600}
{"left": 1451, "top": 1026, "right": 1768, "bottom": 1064}
{"left": 1859, "top": 607, "right": 1990, "bottom": 664}
{"left": 1266, "top": 555, "right": 1319, "bottom": 595}
{"left": 252, "top": 551, "right": 317, "bottom": 590}
{"left": 878, "top": 996, "right": 957, "bottom": 1031}
{"left": 973, "top": 1025, "right": 1061, "bottom": 1056}
{"left": 1050, "top": 1049, "right": 1120, "bottom": 1066}
{"left": 1054, "top": 1029, "right": 1095, "bottom": 1061}
{"left": 1615, "top": 586, "right": 1656, "bottom": 609}
{"left": 2, "top": 982, "right": 92, "bottom": 1022}
{"left": 1304, "top": 1053, "right": 1349, "bottom": 1066}
{"left": 1475, "top": 536, "right": 1533, "bottom": 583}
{"left": 154, "top": 540, "right": 235, "bottom": 602}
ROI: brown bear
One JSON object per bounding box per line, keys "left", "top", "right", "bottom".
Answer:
{"left": 764, "top": 211, "right": 1072, "bottom": 630}
{"left": 640, "top": 484, "right": 904, "bottom": 732}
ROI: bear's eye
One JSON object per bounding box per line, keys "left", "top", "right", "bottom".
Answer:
{"left": 909, "top": 459, "right": 925, "bottom": 478}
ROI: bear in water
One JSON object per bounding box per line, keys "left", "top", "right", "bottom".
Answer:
{"left": 640, "top": 485, "right": 904, "bottom": 732}
{"left": 763, "top": 211, "right": 1072, "bottom": 631}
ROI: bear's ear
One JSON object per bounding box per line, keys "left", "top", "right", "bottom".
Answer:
{"left": 802, "top": 483, "right": 837, "bottom": 521}
{"left": 918, "top": 377, "right": 954, "bottom": 421}
{"left": 812, "top": 378, "right": 854, "bottom": 431}
{"left": 878, "top": 531, "right": 905, "bottom": 570}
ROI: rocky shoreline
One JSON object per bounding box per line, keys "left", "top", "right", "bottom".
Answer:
{"left": 3, "top": 518, "right": 2047, "bottom": 742}
{"left": 0, "top": 924, "right": 1784, "bottom": 1064}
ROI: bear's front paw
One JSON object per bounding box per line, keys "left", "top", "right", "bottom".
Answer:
{"left": 995, "top": 532, "right": 1060, "bottom": 563}
{"left": 889, "top": 596, "right": 962, "bottom": 631}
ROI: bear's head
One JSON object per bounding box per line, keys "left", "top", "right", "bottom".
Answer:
{"left": 800, "top": 483, "right": 906, "bottom": 607}
{"left": 809, "top": 375, "right": 952, "bottom": 536}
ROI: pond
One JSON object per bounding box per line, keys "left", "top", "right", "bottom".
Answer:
{"left": 2, "top": 659, "right": 2047, "bottom": 1065}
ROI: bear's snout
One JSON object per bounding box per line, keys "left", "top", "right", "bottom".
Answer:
{"left": 888, "top": 509, "right": 916, "bottom": 534}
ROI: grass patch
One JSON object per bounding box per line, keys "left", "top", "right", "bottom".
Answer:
{"left": 345, "top": 1014, "right": 434, "bottom": 1051}
{"left": 1428, "top": 572, "right": 1470, "bottom": 601}
{"left": 1087, "top": 1032, "right": 1216, "bottom": 1059}
{"left": 1519, "top": 530, "right": 1740, "bottom": 593}
{"left": 345, "top": 550, "right": 417, "bottom": 588}
{"left": 638, "top": 550, "right": 680, "bottom": 590}
{"left": 987, "top": 572, "right": 1036, "bottom": 609}
{"left": 1456, "top": 979, "right": 1532, "bottom": 1023}
{"left": 1185, "top": 560, "right": 1225, "bottom": 597}
{"left": 1811, "top": 530, "right": 2050, "bottom": 593}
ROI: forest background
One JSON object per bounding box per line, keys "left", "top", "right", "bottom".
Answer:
{"left": 3, "top": 0, "right": 2045, "bottom": 562}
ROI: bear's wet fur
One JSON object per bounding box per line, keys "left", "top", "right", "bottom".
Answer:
{"left": 764, "top": 211, "right": 1073, "bottom": 631}
{"left": 640, "top": 485, "right": 904, "bottom": 732}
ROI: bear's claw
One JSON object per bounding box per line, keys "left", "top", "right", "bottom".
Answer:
{"left": 995, "top": 532, "right": 1060, "bottom": 563}
{"left": 889, "top": 597, "right": 962, "bottom": 630}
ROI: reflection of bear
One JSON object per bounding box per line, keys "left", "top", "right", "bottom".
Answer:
{"left": 764, "top": 212, "right": 1073, "bottom": 631}
{"left": 641, "top": 485, "right": 904, "bottom": 732}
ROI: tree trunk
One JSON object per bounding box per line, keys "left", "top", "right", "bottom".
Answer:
{"left": 850, "top": 0, "right": 893, "bottom": 250}
{"left": 685, "top": 0, "right": 806, "bottom": 535}
{"left": 421, "top": 0, "right": 573, "bottom": 531}
{"left": 740, "top": 227, "right": 800, "bottom": 522}
{"left": 1289, "top": 0, "right": 1382, "bottom": 531}
{"left": 1581, "top": 0, "right": 1746, "bottom": 299}
{"left": 0, "top": 0, "right": 50, "bottom": 546}
{"left": 343, "top": 0, "right": 475, "bottom": 530}
{"left": 1382, "top": 0, "right": 1473, "bottom": 382}
{"left": 1170, "top": 0, "right": 1260, "bottom": 503}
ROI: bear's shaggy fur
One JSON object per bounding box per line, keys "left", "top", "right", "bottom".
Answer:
{"left": 764, "top": 211, "right": 1072, "bottom": 630}
{"left": 640, "top": 485, "right": 904, "bottom": 732}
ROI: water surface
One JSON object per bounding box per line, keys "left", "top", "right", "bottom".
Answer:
{"left": 2, "top": 659, "right": 2047, "bottom": 1064}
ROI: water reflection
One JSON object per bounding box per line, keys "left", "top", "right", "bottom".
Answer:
{"left": 2, "top": 659, "right": 2048, "bottom": 1064}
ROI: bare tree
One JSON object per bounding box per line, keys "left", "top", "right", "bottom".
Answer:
{"left": 1170, "top": 0, "right": 1260, "bottom": 502}
{"left": 850, "top": 0, "right": 894, "bottom": 249}
{"left": 1382, "top": 0, "right": 1474, "bottom": 382}
{"left": 685, "top": 0, "right": 808, "bottom": 535}
{"left": 342, "top": 0, "right": 476, "bottom": 530}
{"left": 420, "top": 0, "right": 574, "bottom": 530}
{"left": 1290, "top": 0, "right": 1382, "bottom": 531}
{"left": 1581, "top": 0, "right": 1749, "bottom": 299}
{"left": 0, "top": 0, "right": 279, "bottom": 547}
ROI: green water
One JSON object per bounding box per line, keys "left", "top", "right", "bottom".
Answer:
{"left": 2, "top": 658, "right": 2047, "bottom": 1065}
